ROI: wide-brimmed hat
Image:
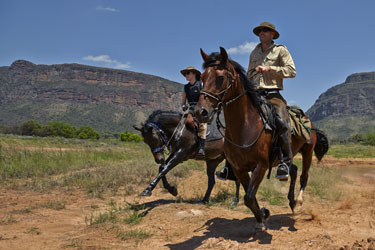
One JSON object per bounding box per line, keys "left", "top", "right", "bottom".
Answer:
{"left": 180, "top": 66, "right": 201, "bottom": 77}
{"left": 253, "top": 21, "right": 280, "bottom": 39}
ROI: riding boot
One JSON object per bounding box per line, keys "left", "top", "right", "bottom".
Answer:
{"left": 216, "top": 160, "right": 237, "bottom": 181}
{"left": 196, "top": 137, "right": 205, "bottom": 159}
{"left": 276, "top": 130, "right": 293, "bottom": 181}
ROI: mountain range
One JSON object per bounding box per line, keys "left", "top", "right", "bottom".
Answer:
{"left": 1, "top": 60, "right": 374, "bottom": 141}
{"left": 0, "top": 60, "right": 182, "bottom": 133}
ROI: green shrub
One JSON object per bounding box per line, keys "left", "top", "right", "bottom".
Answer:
{"left": 20, "top": 120, "right": 42, "bottom": 136}
{"left": 45, "top": 121, "right": 77, "bottom": 138}
{"left": 120, "top": 132, "right": 142, "bottom": 142}
{"left": 76, "top": 126, "right": 100, "bottom": 139}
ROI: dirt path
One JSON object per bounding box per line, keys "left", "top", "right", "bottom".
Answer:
{"left": 0, "top": 157, "right": 375, "bottom": 250}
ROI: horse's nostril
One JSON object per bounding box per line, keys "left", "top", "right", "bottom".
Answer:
{"left": 201, "top": 109, "right": 208, "bottom": 117}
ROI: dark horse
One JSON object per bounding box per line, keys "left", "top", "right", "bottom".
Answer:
{"left": 196, "top": 47, "right": 329, "bottom": 230}
{"left": 134, "top": 110, "right": 240, "bottom": 204}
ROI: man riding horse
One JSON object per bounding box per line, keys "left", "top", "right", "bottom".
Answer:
{"left": 181, "top": 66, "right": 207, "bottom": 159}
{"left": 217, "top": 21, "right": 296, "bottom": 180}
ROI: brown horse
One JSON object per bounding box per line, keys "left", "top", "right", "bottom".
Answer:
{"left": 196, "top": 47, "right": 328, "bottom": 230}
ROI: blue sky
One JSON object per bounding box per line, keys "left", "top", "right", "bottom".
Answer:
{"left": 1, "top": 0, "right": 375, "bottom": 111}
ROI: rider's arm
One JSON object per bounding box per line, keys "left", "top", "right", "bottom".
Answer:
{"left": 269, "top": 46, "right": 296, "bottom": 79}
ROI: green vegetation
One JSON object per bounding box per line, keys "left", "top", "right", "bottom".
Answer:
{"left": 327, "top": 144, "right": 375, "bottom": 158}
{"left": 120, "top": 131, "right": 142, "bottom": 142}
{"left": 0, "top": 135, "right": 362, "bottom": 205}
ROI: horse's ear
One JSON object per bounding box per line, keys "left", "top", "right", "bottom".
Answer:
{"left": 219, "top": 47, "right": 228, "bottom": 63}
{"left": 133, "top": 125, "right": 142, "bottom": 131}
{"left": 200, "top": 48, "right": 209, "bottom": 61}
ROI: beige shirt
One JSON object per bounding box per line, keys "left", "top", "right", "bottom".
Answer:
{"left": 247, "top": 42, "right": 296, "bottom": 90}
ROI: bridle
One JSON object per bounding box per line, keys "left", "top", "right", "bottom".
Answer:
{"left": 200, "top": 63, "right": 246, "bottom": 111}
{"left": 145, "top": 122, "right": 172, "bottom": 154}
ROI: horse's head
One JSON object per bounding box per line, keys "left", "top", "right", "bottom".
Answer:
{"left": 195, "top": 47, "right": 239, "bottom": 123}
{"left": 133, "top": 123, "right": 166, "bottom": 164}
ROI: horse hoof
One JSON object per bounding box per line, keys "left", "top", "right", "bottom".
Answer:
{"left": 140, "top": 189, "right": 152, "bottom": 196}
{"left": 230, "top": 199, "right": 239, "bottom": 207}
{"left": 168, "top": 187, "right": 178, "bottom": 196}
{"left": 255, "top": 222, "right": 267, "bottom": 231}
{"left": 261, "top": 207, "right": 270, "bottom": 220}
{"left": 201, "top": 199, "right": 209, "bottom": 204}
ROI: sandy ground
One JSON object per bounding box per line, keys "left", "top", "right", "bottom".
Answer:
{"left": 1, "top": 156, "right": 375, "bottom": 250}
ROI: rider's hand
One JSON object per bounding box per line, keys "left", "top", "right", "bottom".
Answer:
{"left": 256, "top": 66, "right": 271, "bottom": 73}
{"left": 182, "top": 105, "right": 188, "bottom": 111}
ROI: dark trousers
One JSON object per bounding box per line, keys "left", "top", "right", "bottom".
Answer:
{"left": 262, "top": 91, "right": 292, "bottom": 164}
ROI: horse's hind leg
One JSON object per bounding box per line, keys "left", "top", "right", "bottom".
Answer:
{"left": 231, "top": 180, "right": 240, "bottom": 206}
{"left": 287, "top": 164, "right": 298, "bottom": 212}
{"left": 295, "top": 148, "right": 313, "bottom": 213}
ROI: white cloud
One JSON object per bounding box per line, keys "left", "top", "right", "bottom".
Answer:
{"left": 96, "top": 5, "right": 119, "bottom": 12}
{"left": 82, "top": 55, "right": 131, "bottom": 69}
{"left": 227, "top": 42, "right": 257, "bottom": 55}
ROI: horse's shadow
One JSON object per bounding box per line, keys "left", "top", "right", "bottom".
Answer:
{"left": 132, "top": 198, "right": 297, "bottom": 249}
{"left": 165, "top": 213, "right": 297, "bottom": 250}
{"left": 127, "top": 198, "right": 208, "bottom": 217}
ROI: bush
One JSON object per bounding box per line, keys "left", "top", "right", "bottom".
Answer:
{"left": 76, "top": 126, "right": 100, "bottom": 139}
{"left": 120, "top": 132, "right": 142, "bottom": 142}
{"left": 20, "top": 120, "right": 42, "bottom": 136}
{"left": 350, "top": 131, "right": 375, "bottom": 146}
{"left": 33, "top": 126, "right": 53, "bottom": 137}
{"left": 46, "top": 121, "right": 77, "bottom": 138}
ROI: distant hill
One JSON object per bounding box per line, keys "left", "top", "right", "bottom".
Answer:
{"left": 0, "top": 60, "right": 182, "bottom": 133}
{"left": 306, "top": 72, "right": 375, "bottom": 142}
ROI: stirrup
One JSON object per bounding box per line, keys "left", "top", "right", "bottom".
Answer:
{"left": 196, "top": 150, "right": 205, "bottom": 159}
{"left": 215, "top": 166, "right": 228, "bottom": 181}
{"left": 275, "top": 162, "right": 289, "bottom": 181}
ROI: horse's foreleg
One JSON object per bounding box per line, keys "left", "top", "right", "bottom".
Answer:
{"left": 140, "top": 151, "right": 184, "bottom": 196}
{"left": 287, "top": 164, "right": 298, "bottom": 212}
{"left": 202, "top": 161, "right": 216, "bottom": 204}
{"left": 244, "top": 165, "right": 269, "bottom": 231}
{"left": 161, "top": 170, "right": 178, "bottom": 196}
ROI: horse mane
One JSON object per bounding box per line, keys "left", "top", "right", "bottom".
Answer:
{"left": 202, "top": 52, "right": 262, "bottom": 108}
{"left": 145, "top": 110, "right": 181, "bottom": 125}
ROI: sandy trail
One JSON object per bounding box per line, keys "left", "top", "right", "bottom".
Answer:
{"left": 0, "top": 156, "right": 374, "bottom": 250}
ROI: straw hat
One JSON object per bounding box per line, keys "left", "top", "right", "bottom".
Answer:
{"left": 180, "top": 66, "right": 201, "bottom": 77}
{"left": 253, "top": 21, "right": 280, "bottom": 39}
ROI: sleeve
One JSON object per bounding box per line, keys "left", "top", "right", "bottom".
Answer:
{"left": 269, "top": 46, "right": 296, "bottom": 78}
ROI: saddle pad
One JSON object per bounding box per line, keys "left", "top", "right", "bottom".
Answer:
{"left": 205, "top": 124, "right": 223, "bottom": 142}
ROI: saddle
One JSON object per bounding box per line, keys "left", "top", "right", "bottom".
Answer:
{"left": 184, "top": 113, "right": 223, "bottom": 142}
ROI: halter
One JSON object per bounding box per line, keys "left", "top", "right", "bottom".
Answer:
{"left": 146, "top": 122, "right": 172, "bottom": 154}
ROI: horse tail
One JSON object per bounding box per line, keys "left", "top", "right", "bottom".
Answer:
{"left": 314, "top": 129, "right": 329, "bottom": 162}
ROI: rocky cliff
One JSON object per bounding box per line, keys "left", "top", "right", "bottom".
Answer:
{"left": 307, "top": 72, "right": 375, "bottom": 141}
{"left": 0, "top": 60, "right": 182, "bottom": 132}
